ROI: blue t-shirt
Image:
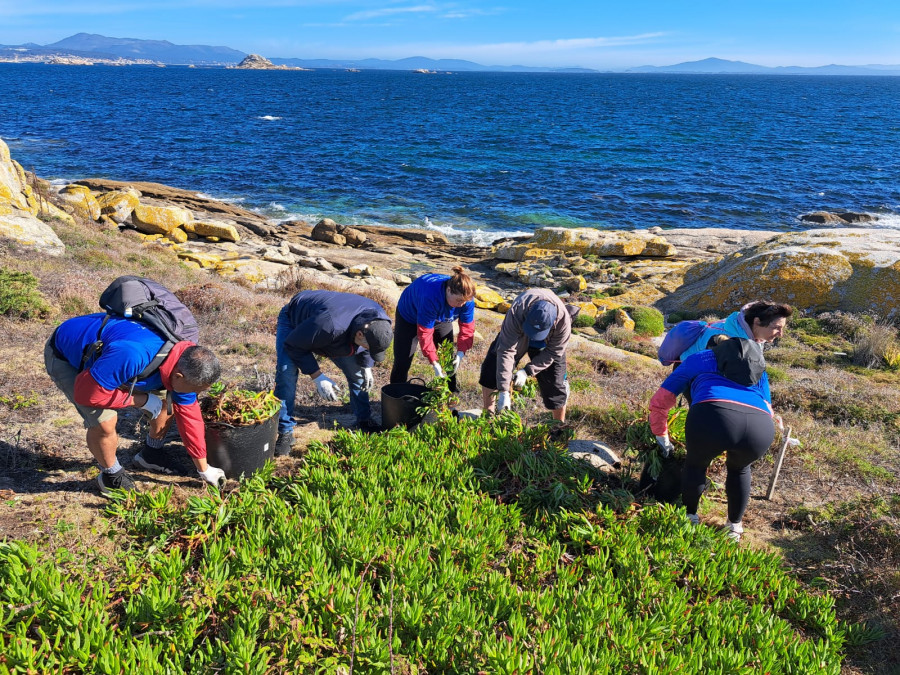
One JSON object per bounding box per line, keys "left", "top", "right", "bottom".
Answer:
{"left": 661, "top": 349, "right": 771, "bottom": 414}
{"left": 53, "top": 313, "right": 197, "bottom": 405}
{"left": 396, "top": 274, "right": 475, "bottom": 327}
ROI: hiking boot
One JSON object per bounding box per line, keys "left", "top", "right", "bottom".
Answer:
{"left": 134, "top": 446, "right": 178, "bottom": 475}
{"left": 686, "top": 513, "right": 700, "bottom": 526}
{"left": 97, "top": 468, "right": 137, "bottom": 497}
{"left": 356, "top": 419, "right": 382, "bottom": 434}
{"left": 274, "top": 431, "right": 294, "bottom": 457}
{"left": 724, "top": 520, "right": 744, "bottom": 542}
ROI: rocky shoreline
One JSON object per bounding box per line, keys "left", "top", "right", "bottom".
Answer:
{"left": 2, "top": 134, "right": 899, "bottom": 325}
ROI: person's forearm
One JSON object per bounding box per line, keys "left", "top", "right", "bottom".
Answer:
{"left": 192, "top": 456, "right": 208, "bottom": 472}
{"left": 310, "top": 369, "right": 322, "bottom": 379}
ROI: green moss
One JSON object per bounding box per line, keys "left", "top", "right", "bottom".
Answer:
{"left": 573, "top": 312, "right": 596, "bottom": 329}
{"left": 607, "top": 283, "right": 626, "bottom": 297}
{"left": 0, "top": 268, "right": 53, "bottom": 319}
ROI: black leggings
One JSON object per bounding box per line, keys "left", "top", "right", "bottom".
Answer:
{"left": 682, "top": 401, "right": 775, "bottom": 523}
{"left": 390, "top": 312, "right": 458, "bottom": 392}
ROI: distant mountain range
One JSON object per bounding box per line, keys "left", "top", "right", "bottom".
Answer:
{"left": 2, "top": 35, "right": 899, "bottom": 75}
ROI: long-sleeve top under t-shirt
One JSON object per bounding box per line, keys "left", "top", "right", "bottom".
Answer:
{"left": 396, "top": 274, "right": 475, "bottom": 363}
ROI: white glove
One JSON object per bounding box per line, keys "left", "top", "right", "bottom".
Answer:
{"left": 655, "top": 435, "right": 675, "bottom": 458}
{"left": 432, "top": 362, "right": 445, "bottom": 378}
{"left": 513, "top": 369, "right": 528, "bottom": 390}
{"left": 497, "top": 391, "right": 512, "bottom": 412}
{"left": 362, "top": 368, "right": 375, "bottom": 393}
{"left": 198, "top": 465, "right": 226, "bottom": 489}
{"left": 774, "top": 414, "right": 785, "bottom": 432}
{"left": 139, "top": 393, "right": 163, "bottom": 420}
{"left": 314, "top": 373, "right": 340, "bottom": 402}
{"left": 451, "top": 351, "right": 464, "bottom": 373}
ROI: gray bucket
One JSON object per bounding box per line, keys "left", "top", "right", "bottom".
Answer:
{"left": 381, "top": 378, "right": 429, "bottom": 429}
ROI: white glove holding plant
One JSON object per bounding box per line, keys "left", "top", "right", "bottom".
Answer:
{"left": 451, "top": 351, "right": 464, "bottom": 373}
{"left": 362, "top": 368, "right": 375, "bottom": 393}
{"left": 198, "top": 465, "right": 226, "bottom": 489}
{"left": 497, "top": 391, "right": 512, "bottom": 412}
{"left": 432, "top": 362, "right": 445, "bottom": 378}
{"left": 139, "top": 393, "right": 163, "bottom": 420}
{"left": 655, "top": 435, "right": 675, "bottom": 458}
{"left": 513, "top": 369, "right": 528, "bottom": 390}
{"left": 314, "top": 373, "right": 340, "bottom": 402}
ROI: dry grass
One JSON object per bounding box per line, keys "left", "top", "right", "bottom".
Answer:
{"left": 852, "top": 322, "right": 899, "bottom": 368}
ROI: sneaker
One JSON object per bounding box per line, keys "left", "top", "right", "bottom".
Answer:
{"left": 686, "top": 513, "right": 700, "bottom": 526}
{"left": 274, "top": 431, "right": 294, "bottom": 457}
{"left": 97, "top": 468, "right": 137, "bottom": 497}
{"left": 724, "top": 520, "right": 744, "bottom": 542}
{"left": 356, "top": 419, "right": 382, "bottom": 434}
{"left": 134, "top": 446, "right": 178, "bottom": 475}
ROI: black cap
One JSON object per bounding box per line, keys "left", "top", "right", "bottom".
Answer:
{"left": 713, "top": 337, "right": 765, "bottom": 386}
{"left": 363, "top": 319, "right": 393, "bottom": 363}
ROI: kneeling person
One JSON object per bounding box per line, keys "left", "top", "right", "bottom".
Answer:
{"left": 275, "top": 290, "right": 393, "bottom": 452}
{"left": 46, "top": 314, "right": 224, "bottom": 496}
{"left": 480, "top": 288, "right": 572, "bottom": 421}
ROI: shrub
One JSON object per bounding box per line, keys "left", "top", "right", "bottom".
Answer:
{"left": 573, "top": 312, "right": 596, "bottom": 328}
{"left": 607, "top": 283, "right": 626, "bottom": 296}
{"left": 626, "top": 306, "right": 665, "bottom": 337}
{"left": 852, "top": 323, "right": 898, "bottom": 368}
{"left": 0, "top": 268, "right": 53, "bottom": 319}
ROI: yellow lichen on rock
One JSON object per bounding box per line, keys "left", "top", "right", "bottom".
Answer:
{"left": 474, "top": 286, "right": 505, "bottom": 309}
{"left": 613, "top": 308, "right": 635, "bottom": 331}
{"left": 58, "top": 184, "right": 101, "bottom": 221}
{"left": 166, "top": 228, "right": 189, "bottom": 244}
{"left": 496, "top": 301, "right": 512, "bottom": 313}
{"left": 176, "top": 251, "right": 222, "bottom": 269}
{"left": 183, "top": 220, "right": 240, "bottom": 243}
{"left": 132, "top": 203, "right": 193, "bottom": 235}
{"left": 96, "top": 191, "right": 139, "bottom": 224}
{"left": 572, "top": 301, "right": 598, "bottom": 319}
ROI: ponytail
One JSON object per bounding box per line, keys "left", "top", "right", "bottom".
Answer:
{"left": 447, "top": 266, "right": 477, "bottom": 300}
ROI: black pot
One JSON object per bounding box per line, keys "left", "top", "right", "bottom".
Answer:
{"left": 381, "top": 378, "right": 429, "bottom": 429}
{"left": 204, "top": 412, "right": 278, "bottom": 479}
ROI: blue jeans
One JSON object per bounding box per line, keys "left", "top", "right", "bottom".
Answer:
{"left": 275, "top": 310, "right": 371, "bottom": 435}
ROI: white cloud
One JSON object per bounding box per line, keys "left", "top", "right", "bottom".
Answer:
{"left": 343, "top": 5, "right": 438, "bottom": 21}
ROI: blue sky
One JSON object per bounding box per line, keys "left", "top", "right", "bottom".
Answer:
{"left": 1, "top": 0, "right": 898, "bottom": 68}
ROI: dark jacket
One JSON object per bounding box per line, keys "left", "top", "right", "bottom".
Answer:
{"left": 282, "top": 290, "right": 391, "bottom": 375}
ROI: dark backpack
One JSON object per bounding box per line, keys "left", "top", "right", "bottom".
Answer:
{"left": 80, "top": 276, "right": 199, "bottom": 391}
{"left": 657, "top": 319, "right": 724, "bottom": 366}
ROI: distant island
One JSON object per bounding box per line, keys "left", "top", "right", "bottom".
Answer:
{"left": 2, "top": 34, "right": 899, "bottom": 75}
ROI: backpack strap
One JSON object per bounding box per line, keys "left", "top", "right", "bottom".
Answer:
{"left": 79, "top": 314, "right": 112, "bottom": 372}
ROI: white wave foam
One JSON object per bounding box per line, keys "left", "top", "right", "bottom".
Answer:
{"left": 257, "top": 115, "right": 282, "bottom": 121}
{"left": 423, "top": 217, "right": 531, "bottom": 246}
{"left": 867, "top": 213, "right": 900, "bottom": 229}
{"left": 194, "top": 192, "right": 246, "bottom": 204}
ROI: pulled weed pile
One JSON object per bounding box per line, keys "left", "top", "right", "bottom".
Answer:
{"left": 0, "top": 408, "right": 851, "bottom": 673}
{"left": 200, "top": 384, "right": 281, "bottom": 426}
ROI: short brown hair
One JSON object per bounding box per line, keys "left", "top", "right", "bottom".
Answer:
{"left": 447, "top": 266, "right": 477, "bottom": 299}
{"left": 742, "top": 301, "right": 793, "bottom": 327}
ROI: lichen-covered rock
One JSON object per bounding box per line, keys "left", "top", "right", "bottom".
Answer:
{"left": 166, "top": 228, "right": 188, "bottom": 244}
{"left": 132, "top": 203, "right": 193, "bottom": 235}
{"left": 177, "top": 251, "right": 223, "bottom": 269}
{"left": 529, "top": 228, "right": 677, "bottom": 258}
{"left": 96, "top": 190, "right": 139, "bottom": 224}
{"left": 663, "top": 228, "right": 900, "bottom": 317}
{"left": 0, "top": 212, "right": 65, "bottom": 256}
{"left": 183, "top": 220, "right": 240, "bottom": 243}
{"left": 347, "top": 264, "right": 373, "bottom": 276}
{"left": 58, "top": 184, "right": 101, "bottom": 221}
{"left": 572, "top": 301, "right": 598, "bottom": 319}
{"left": 495, "top": 262, "right": 519, "bottom": 275}
{"left": 474, "top": 286, "right": 505, "bottom": 309}
{"left": 613, "top": 308, "right": 635, "bottom": 332}
{"left": 562, "top": 275, "right": 587, "bottom": 293}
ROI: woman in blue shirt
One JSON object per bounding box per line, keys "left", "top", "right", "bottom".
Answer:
{"left": 650, "top": 337, "right": 779, "bottom": 541}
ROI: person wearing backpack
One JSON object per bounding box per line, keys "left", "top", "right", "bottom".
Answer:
{"left": 390, "top": 266, "right": 477, "bottom": 393}
{"left": 649, "top": 337, "right": 781, "bottom": 542}
{"left": 45, "top": 313, "right": 224, "bottom": 496}
{"left": 479, "top": 288, "right": 573, "bottom": 421}
{"left": 669, "top": 300, "right": 793, "bottom": 365}
{"left": 274, "top": 290, "right": 393, "bottom": 452}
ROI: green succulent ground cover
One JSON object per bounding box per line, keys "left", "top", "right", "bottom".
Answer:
{"left": 0, "top": 404, "right": 851, "bottom": 674}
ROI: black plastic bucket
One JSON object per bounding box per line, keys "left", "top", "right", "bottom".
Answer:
{"left": 381, "top": 379, "right": 429, "bottom": 429}
{"left": 204, "top": 412, "right": 278, "bottom": 479}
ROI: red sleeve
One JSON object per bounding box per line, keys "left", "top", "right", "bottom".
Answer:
{"left": 649, "top": 387, "right": 677, "bottom": 436}
{"left": 73, "top": 370, "right": 134, "bottom": 409}
{"left": 456, "top": 321, "right": 475, "bottom": 353}
{"left": 173, "top": 401, "right": 207, "bottom": 459}
{"left": 417, "top": 325, "right": 438, "bottom": 363}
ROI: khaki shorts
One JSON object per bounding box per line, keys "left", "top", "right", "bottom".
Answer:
{"left": 44, "top": 338, "right": 117, "bottom": 429}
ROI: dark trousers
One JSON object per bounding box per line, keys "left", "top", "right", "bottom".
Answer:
{"left": 478, "top": 337, "right": 568, "bottom": 410}
{"left": 390, "top": 312, "right": 458, "bottom": 391}
{"left": 681, "top": 401, "right": 775, "bottom": 523}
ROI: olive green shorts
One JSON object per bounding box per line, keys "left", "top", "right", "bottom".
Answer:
{"left": 44, "top": 338, "right": 117, "bottom": 429}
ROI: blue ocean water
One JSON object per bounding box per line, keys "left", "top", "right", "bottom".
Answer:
{"left": 1, "top": 64, "right": 898, "bottom": 243}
